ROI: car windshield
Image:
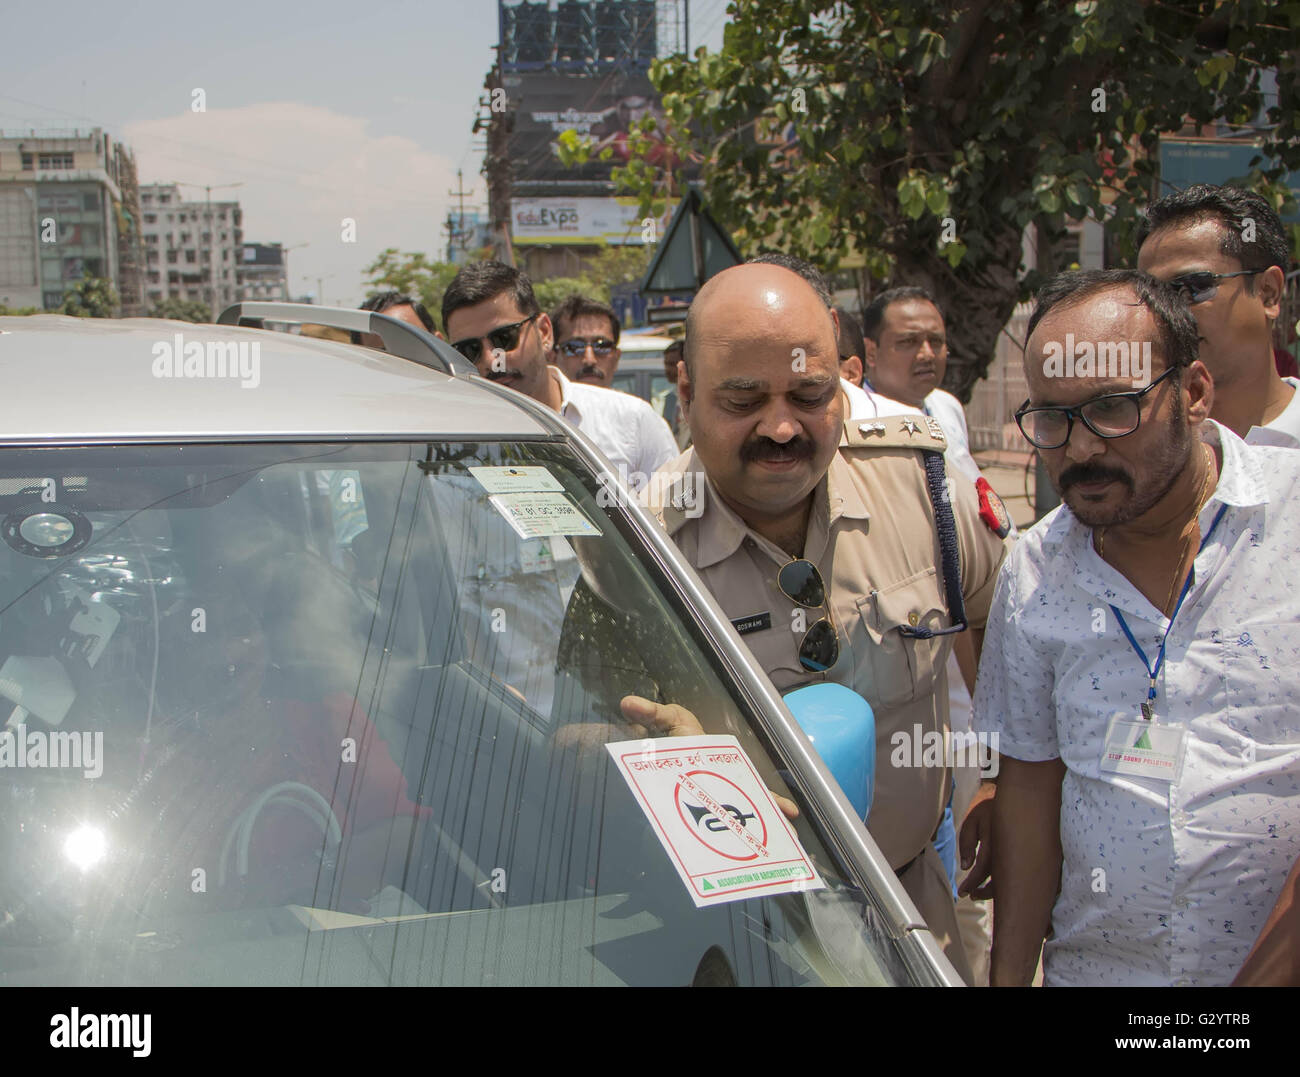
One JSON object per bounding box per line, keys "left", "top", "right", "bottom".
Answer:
{"left": 0, "top": 440, "right": 919, "bottom": 986}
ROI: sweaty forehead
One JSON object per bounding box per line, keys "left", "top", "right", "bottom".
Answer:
{"left": 690, "top": 265, "right": 837, "bottom": 375}
{"left": 882, "top": 299, "right": 944, "bottom": 333}
{"left": 1138, "top": 217, "right": 1236, "bottom": 274}
{"left": 1024, "top": 288, "right": 1161, "bottom": 400}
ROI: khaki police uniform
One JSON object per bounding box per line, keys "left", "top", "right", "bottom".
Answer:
{"left": 643, "top": 415, "right": 1009, "bottom": 983}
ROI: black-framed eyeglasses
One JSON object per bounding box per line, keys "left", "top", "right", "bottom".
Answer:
{"left": 1167, "top": 269, "right": 1261, "bottom": 305}
{"left": 558, "top": 337, "right": 616, "bottom": 358}
{"left": 450, "top": 312, "right": 541, "bottom": 363}
{"left": 1014, "top": 364, "right": 1179, "bottom": 450}
{"left": 777, "top": 559, "right": 839, "bottom": 673}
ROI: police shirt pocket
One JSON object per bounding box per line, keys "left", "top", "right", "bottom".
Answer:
{"left": 1222, "top": 622, "right": 1300, "bottom": 745}
{"left": 854, "top": 568, "right": 947, "bottom": 709}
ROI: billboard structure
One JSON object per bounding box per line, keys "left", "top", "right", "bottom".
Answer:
{"left": 510, "top": 195, "right": 672, "bottom": 245}
{"left": 505, "top": 68, "right": 674, "bottom": 187}
{"left": 486, "top": 2, "right": 690, "bottom": 267}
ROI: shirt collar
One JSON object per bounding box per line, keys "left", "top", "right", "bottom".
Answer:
{"left": 827, "top": 450, "right": 871, "bottom": 524}
{"left": 693, "top": 471, "right": 753, "bottom": 569}
{"left": 685, "top": 451, "right": 866, "bottom": 570}
{"left": 1205, "top": 418, "right": 1268, "bottom": 509}
{"left": 1246, "top": 377, "right": 1300, "bottom": 446}
{"left": 548, "top": 365, "right": 579, "bottom": 420}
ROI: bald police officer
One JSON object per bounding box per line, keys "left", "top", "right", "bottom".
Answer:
{"left": 641, "top": 264, "right": 1009, "bottom": 982}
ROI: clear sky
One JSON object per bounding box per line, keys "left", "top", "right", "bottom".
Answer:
{"left": 0, "top": 0, "right": 730, "bottom": 306}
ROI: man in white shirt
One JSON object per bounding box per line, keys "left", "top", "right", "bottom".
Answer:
{"left": 833, "top": 304, "right": 922, "bottom": 421}
{"left": 442, "top": 262, "right": 678, "bottom": 491}
{"left": 433, "top": 262, "right": 675, "bottom": 717}
{"left": 974, "top": 268, "right": 1300, "bottom": 987}
{"left": 1137, "top": 183, "right": 1298, "bottom": 447}
{"left": 860, "top": 286, "right": 984, "bottom": 482}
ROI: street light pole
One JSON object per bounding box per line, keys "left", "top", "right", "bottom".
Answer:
{"left": 279, "top": 243, "right": 308, "bottom": 300}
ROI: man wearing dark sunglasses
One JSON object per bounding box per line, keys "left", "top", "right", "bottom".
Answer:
{"left": 642, "top": 262, "right": 1009, "bottom": 983}
{"left": 549, "top": 294, "right": 622, "bottom": 386}
{"left": 972, "top": 268, "right": 1300, "bottom": 987}
{"left": 1137, "top": 184, "right": 1298, "bottom": 446}
{"left": 442, "top": 262, "right": 676, "bottom": 491}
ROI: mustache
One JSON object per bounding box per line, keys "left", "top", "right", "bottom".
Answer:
{"left": 485, "top": 368, "right": 522, "bottom": 381}
{"left": 1059, "top": 462, "right": 1133, "bottom": 491}
{"left": 741, "top": 436, "right": 816, "bottom": 465}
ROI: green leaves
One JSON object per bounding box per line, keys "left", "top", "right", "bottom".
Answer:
{"left": 554, "top": 128, "right": 591, "bottom": 167}
{"left": 609, "top": 0, "right": 1300, "bottom": 391}
{"left": 941, "top": 240, "right": 968, "bottom": 269}
{"left": 896, "top": 171, "right": 950, "bottom": 220}
{"left": 60, "top": 277, "right": 118, "bottom": 318}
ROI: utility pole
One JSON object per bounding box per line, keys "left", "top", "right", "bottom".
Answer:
{"left": 280, "top": 242, "right": 309, "bottom": 301}
{"left": 478, "top": 61, "right": 514, "bottom": 266}
{"left": 445, "top": 169, "right": 474, "bottom": 262}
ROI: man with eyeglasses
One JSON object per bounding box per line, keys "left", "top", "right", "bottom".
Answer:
{"left": 1137, "top": 184, "right": 1298, "bottom": 446}
{"left": 641, "top": 262, "right": 1010, "bottom": 983}
{"left": 550, "top": 294, "right": 622, "bottom": 387}
{"left": 442, "top": 264, "right": 677, "bottom": 492}
{"left": 971, "top": 268, "right": 1300, "bottom": 987}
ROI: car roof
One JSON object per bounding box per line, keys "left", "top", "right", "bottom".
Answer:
{"left": 619, "top": 333, "right": 675, "bottom": 354}
{"left": 0, "top": 315, "right": 555, "bottom": 443}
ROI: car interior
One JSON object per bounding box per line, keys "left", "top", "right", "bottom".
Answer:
{"left": 0, "top": 440, "right": 909, "bottom": 985}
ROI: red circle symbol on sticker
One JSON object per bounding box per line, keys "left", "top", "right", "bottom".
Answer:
{"left": 674, "top": 770, "right": 769, "bottom": 861}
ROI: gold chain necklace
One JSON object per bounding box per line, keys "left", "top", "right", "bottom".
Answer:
{"left": 1096, "top": 444, "right": 1215, "bottom": 617}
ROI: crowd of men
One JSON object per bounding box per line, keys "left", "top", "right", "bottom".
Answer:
{"left": 358, "top": 183, "right": 1298, "bottom": 988}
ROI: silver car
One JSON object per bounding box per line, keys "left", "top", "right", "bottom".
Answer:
{"left": 0, "top": 305, "right": 959, "bottom": 986}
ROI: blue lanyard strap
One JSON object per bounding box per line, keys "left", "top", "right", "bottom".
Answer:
{"left": 1108, "top": 503, "right": 1228, "bottom": 717}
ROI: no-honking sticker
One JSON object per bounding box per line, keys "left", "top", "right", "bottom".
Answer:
{"left": 606, "top": 735, "right": 824, "bottom": 907}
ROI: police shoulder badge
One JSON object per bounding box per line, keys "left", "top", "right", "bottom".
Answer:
{"left": 975, "top": 476, "right": 1011, "bottom": 538}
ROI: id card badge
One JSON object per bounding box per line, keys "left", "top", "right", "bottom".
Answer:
{"left": 1099, "top": 716, "right": 1187, "bottom": 783}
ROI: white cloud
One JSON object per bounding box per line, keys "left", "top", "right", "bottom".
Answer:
{"left": 125, "top": 102, "right": 459, "bottom": 306}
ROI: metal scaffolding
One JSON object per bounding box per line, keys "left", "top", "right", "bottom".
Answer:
{"left": 499, "top": 0, "right": 684, "bottom": 73}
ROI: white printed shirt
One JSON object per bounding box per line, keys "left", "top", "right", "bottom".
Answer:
{"left": 972, "top": 420, "right": 1300, "bottom": 986}
{"left": 553, "top": 367, "right": 678, "bottom": 492}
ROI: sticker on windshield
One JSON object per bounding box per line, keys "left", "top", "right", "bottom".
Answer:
{"left": 606, "top": 735, "right": 824, "bottom": 908}
{"left": 469, "top": 466, "right": 565, "bottom": 494}
{"left": 488, "top": 492, "right": 602, "bottom": 539}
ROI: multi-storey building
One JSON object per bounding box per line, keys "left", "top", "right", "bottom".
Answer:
{"left": 138, "top": 183, "right": 244, "bottom": 315}
{"left": 0, "top": 127, "right": 142, "bottom": 312}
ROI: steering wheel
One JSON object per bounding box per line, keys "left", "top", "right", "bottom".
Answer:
{"left": 218, "top": 781, "right": 342, "bottom": 891}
